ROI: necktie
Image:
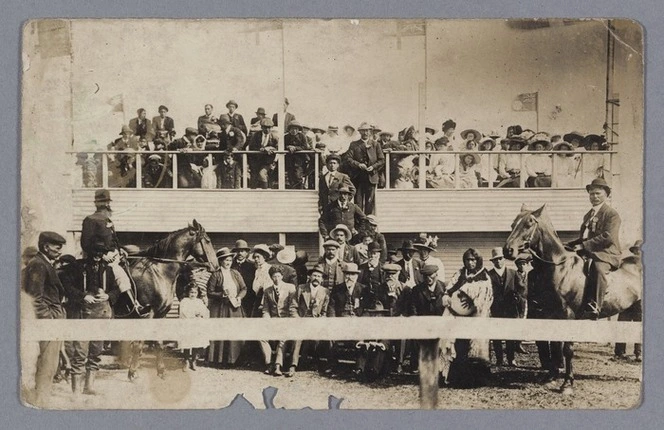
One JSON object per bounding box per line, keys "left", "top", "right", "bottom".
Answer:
{"left": 262, "top": 133, "right": 268, "bottom": 147}
{"left": 327, "top": 173, "right": 333, "bottom": 187}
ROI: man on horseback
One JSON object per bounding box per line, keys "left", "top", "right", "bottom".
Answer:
{"left": 565, "top": 178, "right": 622, "bottom": 319}
{"left": 80, "top": 189, "right": 151, "bottom": 317}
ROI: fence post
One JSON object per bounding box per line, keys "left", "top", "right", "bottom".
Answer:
{"left": 419, "top": 339, "right": 440, "bottom": 409}
{"left": 242, "top": 153, "right": 249, "bottom": 189}
{"left": 519, "top": 154, "right": 526, "bottom": 188}
{"left": 418, "top": 152, "right": 426, "bottom": 189}
{"left": 551, "top": 152, "right": 556, "bottom": 188}
{"left": 454, "top": 153, "right": 460, "bottom": 189}
{"left": 314, "top": 152, "right": 320, "bottom": 191}
{"left": 102, "top": 153, "right": 108, "bottom": 188}
{"left": 172, "top": 153, "right": 178, "bottom": 189}
{"left": 278, "top": 153, "right": 286, "bottom": 190}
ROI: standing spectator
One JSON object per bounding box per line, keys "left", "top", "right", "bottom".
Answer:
{"left": 318, "top": 153, "right": 353, "bottom": 212}
{"left": 22, "top": 232, "right": 67, "bottom": 406}
{"left": 293, "top": 250, "right": 310, "bottom": 285}
{"left": 318, "top": 240, "right": 345, "bottom": 290}
{"left": 441, "top": 119, "right": 457, "bottom": 147}
{"left": 216, "top": 151, "right": 242, "bottom": 189}
{"left": 413, "top": 234, "right": 445, "bottom": 283}
{"left": 345, "top": 122, "right": 385, "bottom": 214}
{"left": 198, "top": 104, "right": 219, "bottom": 136}
{"left": 330, "top": 224, "right": 362, "bottom": 265}
{"left": 284, "top": 121, "right": 311, "bottom": 189}
{"left": 108, "top": 125, "right": 138, "bottom": 188}
{"left": 129, "top": 108, "right": 153, "bottom": 140}
{"left": 206, "top": 248, "right": 247, "bottom": 367}
{"left": 487, "top": 247, "right": 523, "bottom": 366}
{"left": 614, "top": 300, "right": 642, "bottom": 362}
{"left": 151, "top": 105, "right": 174, "bottom": 136}
{"left": 260, "top": 266, "right": 297, "bottom": 376}
{"left": 288, "top": 264, "right": 330, "bottom": 377}
{"left": 318, "top": 186, "right": 367, "bottom": 238}
{"left": 249, "top": 107, "right": 267, "bottom": 137}
{"left": 179, "top": 285, "right": 210, "bottom": 371}
{"left": 225, "top": 99, "right": 248, "bottom": 136}
{"left": 247, "top": 117, "right": 278, "bottom": 189}
{"left": 231, "top": 240, "right": 256, "bottom": 316}
{"left": 378, "top": 130, "right": 402, "bottom": 152}
{"left": 272, "top": 97, "right": 296, "bottom": 130}
{"left": 478, "top": 136, "right": 499, "bottom": 187}
{"left": 276, "top": 246, "right": 299, "bottom": 285}
{"left": 398, "top": 240, "right": 423, "bottom": 289}
{"left": 360, "top": 215, "right": 387, "bottom": 263}
{"left": 358, "top": 242, "right": 386, "bottom": 308}
{"left": 323, "top": 126, "right": 346, "bottom": 156}
{"left": 169, "top": 127, "right": 202, "bottom": 188}
{"left": 525, "top": 134, "right": 553, "bottom": 188}
{"left": 217, "top": 114, "right": 247, "bottom": 152}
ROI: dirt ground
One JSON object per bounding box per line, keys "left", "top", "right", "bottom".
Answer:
{"left": 25, "top": 342, "right": 642, "bottom": 410}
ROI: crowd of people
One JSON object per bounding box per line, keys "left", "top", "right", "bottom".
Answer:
{"left": 76, "top": 99, "right": 613, "bottom": 214}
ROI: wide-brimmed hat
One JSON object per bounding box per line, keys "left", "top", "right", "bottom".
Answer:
{"left": 277, "top": 246, "right": 296, "bottom": 264}
{"left": 326, "top": 153, "right": 342, "bottom": 164}
{"left": 322, "top": 239, "right": 341, "bottom": 249}
{"left": 330, "top": 224, "right": 352, "bottom": 240}
{"left": 342, "top": 263, "right": 361, "bottom": 274}
{"left": 400, "top": 240, "right": 417, "bottom": 252}
{"left": 489, "top": 247, "right": 505, "bottom": 260}
{"left": 414, "top": 241, "right": 436, "bottom": 252}
{"left": 563, "top": 131, "right": 584, "bottom": 144}
{"left": 371, "top": 125, "right": 382, "bottom": 133}
{"left": 252, "top": 244, "right": 271, "bottom": 259}
{"left": 528, "top": 133, "right": 552, "bottom": 150}
{"left": 506, "top": 137, "right": 527, "bottom": 150}
{"left": 460, "top": 152, "right": 481, "bottom": 166}
{"left": 327, "top": 125, "right": 339, "bottom": 132}
{"left": 357, "top": 122, "right": 372, "bottom": 131}
{"left": 232, "top": 239, "right": 250, "bottom": 251}
{"left": 366, "top": 215, "right": 379, "bottom": 226}
{"left": 216, "top": 247, "right": 236, "bottom": 260}
{"left": 119, "top": 125, "right": 133, "bottom": 135}
{"left": 309, "top": 264, "right": 326, "bottom": 275}
{"left": 94, "top": 189, "right": 112, "bottom": 203}
{"left": 553, "top": 142, "right": 573, "bottom": 152}
{"left": 585, "top": 178, "right": 611, "bottom": 196}
{"left": 583, "top": 134, "right": 607, "bottom": 150}
{"left": 479, "top": 136, "right": 496, "bottom": 150}
{"left": 425, "top": 125, "right": 437, "bottom": 134}
{"left": 288, "top": 120, "right": 303, "bottom": 130}
{"left": 343, "top": 124, "right": 356, "bottom": 133}
{"left": 460, "top": 129, "right": 481, "bottom": 141}
{"left": 311, "top": 127, "right": 326, "bottom": 134}
{"left": 255, "top": 107, "right": 266, "bottom": 115}
{"left": 226, "top": 100, "right": 239, "bottom": 109}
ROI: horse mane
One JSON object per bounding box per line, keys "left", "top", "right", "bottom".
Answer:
{"left": 139, "top": 227, "right": 190, "bottom": 258}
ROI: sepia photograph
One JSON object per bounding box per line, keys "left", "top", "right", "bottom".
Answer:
{"left": 20, "top": 18, "right": 643, "bottom": 410}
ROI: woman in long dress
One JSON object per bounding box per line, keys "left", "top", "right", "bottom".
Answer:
{"left": 206, "top": 247, "right": 247, "bottom": 366}
{"left": 440, "top": 248, "right": 493, "bottom": 387}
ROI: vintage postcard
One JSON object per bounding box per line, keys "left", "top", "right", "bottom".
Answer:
{"left": 20, "top": 18, "right": 643, "bottom": 409}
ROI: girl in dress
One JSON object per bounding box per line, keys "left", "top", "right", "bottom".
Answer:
{"left": 179, "top": 285, "right": 210, "bottom": 371}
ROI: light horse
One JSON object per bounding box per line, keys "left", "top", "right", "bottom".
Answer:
{"left": 115, "top": 219, "right": 219, "bottom": 380}
{"left": 504, "top": 204, "right": 641, "bottom": 394}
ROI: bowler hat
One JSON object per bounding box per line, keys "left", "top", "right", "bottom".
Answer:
{"left": 38, "top": 231, "right": 67, "bottom": 246}
{"left": 322, "top": 239, "right": 341, "bottom": 249}
{"left": 94, "top": 189, "right": 112, "bottom": 203}
{"left": 288, "top": 121, "right": 303, "bottom": 130}
{"left": 255, "top": 107, "right": 266, "bottom": 115}
{"left": 158, "top": 105, "right": 169, "bottom": 113}
{"left": 309, "top": 264, "right": 326, "bottom": 275}
{"left": 489, "top": 247, "right": 505, "bottom": 260}
{"left": 585, "top": 178, "right": 611, "bottom": 196}
{"left": 216, "top": 247, "right": 235, "bottom": 260}
{"left": 226, "top": 100, "right": 239, "bottom": 109}
{"left": 327, "top": 126, "right": 339, "bottom": 132}
{"left": 357, "top": 122, "right": 372, "bottom": 131}
{"left": 342, "top": 263, "right": 361, "bottom": 274}
{"left": 420, "top": 264, "right": 439, "bottom": 276}
{"left": 367, "top": 242, "right": 382, "bottom": 253}
{"left": 330, "top": 224, "right": 352, "bottom": 240}
{"left": 232, "top": 239, "right": 251, "bottom": 251}
{"left": 252, "top": 244, "right": 271, "bottom": 259}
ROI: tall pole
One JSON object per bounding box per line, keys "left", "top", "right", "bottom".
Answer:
{"left": 535, "top": 91, "right": 539, "bottom": 132}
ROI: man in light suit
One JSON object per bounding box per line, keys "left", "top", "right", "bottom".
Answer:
{"left": 288, "top": 265, "right": 330, "bottom": 377}
{"left": 344, "top": 122, "right": 385, "bottom": 214}
{"left": 151, "top": 105, "right": 175, "bottom": 136}
{"left": 318, "top": 153, "right": 353, "bottom": 212}
{"left": 565, "top": 178, "right": 622, "bottom": 319}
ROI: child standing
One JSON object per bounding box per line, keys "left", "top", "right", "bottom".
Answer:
{"left": 179, "top": 285, "right": 210, "bottom": 371}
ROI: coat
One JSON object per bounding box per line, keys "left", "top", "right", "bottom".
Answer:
{"left": 129, "top": 117, "right": 152, "bottom": 139}
{"left": 23, "top": 253, "right": 66, "bottom": 319}
{"left": 206, "top": 268, "right": 247, "bottom": 318}
{"left": 345, "top": 139, "right": 385, "bottom": 185}
{"left": 228, "top": 112, "right": 248, "bottom": 136}
{"left": 578, "top": 203, "right": 622, "bottom": 268}
{"left": 409, "top": 281, "right": 446, "bottom": 316}
{"left": 218, "top": 126, "right": 247, "bottom": 152}
{"left": 327, "top": 282, "right": 367, "bottom": 317}
{"left": 81, "top": 210, "right": 121, "bottom": 256}
{"left": 272, "top": 111, "right": 296, "bottom": 129}
{"left": 317, "top": 258, "right": 346, "bottom": 290}
{"left": 59, "top": 259, "right": 121, "bottom": 319}
{"left": 262, "top": 283, "right": 297, "bottom": 318}
{"left": 289, "top": 283, "right": 330, "bottom": 318}
{"left": 318, "top": 171, "right": 353, "bottom": 210}
{"left": 318, "top": 201, "right": 367, "bottom": 238}
{"left": 247, "top": 130, "right": 279, "bottom": 170}
{"left": 151, "top": 115, "right": 175, "bottom": 134}
{"left": 488, "top": 267, "right": 525, "bottom": 318}
{"left": 397, "top": 258, "right": 424, "bottom": 286}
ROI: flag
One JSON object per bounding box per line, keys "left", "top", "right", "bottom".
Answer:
{"left": 512, "top": 92, "right": 538, "bottom": 112}
{"left": 108, "top": 94, "right": 124, "bottom": 113}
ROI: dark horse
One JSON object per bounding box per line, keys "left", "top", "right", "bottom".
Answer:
{"left": 115, "top": 219, "right": 219, "bottom": 380}
{"left": 504, "top": 204, "right": 641, "bottom": 394}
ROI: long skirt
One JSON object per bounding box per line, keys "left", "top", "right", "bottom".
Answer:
{"left": 207, "top": 298, "right": 245, "bottom": 365}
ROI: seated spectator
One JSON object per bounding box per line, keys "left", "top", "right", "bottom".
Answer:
{"left": 247, "top": 118, "right": 278, "bottom": 189}
{"left": 284, "top": 121, "right": 312, "bottom": 189}
{"left": 107, "top": 125, "right": 139, "bottom": 188}
{"left": 169, "top": 127, "right": 202, "bottom": 188}
{"left": 152, "top": 105, "right": 174, "bottom": 136}
{"left": 563, "top": 131, "right": 585, "bottom": 151}
{"left": 318, "top": 186, "right": 367, "bottom": 239}
{"left": 525, "top": 134, "right": 553, "bottom": 188}
{"left": 216, "top": 151, "right": 242, "bottom": 189}
{"left": 198, "top": 104, "right": 220, "bottom": 137}
{"left": 552, "top": 141, "right": 582, "bottom": 188}
{"left": 459, "top": 129, "right": 480, "bottom": 151}
{"left": 582, "top": 134, "right": 609, "bottom": 181}
{"left": 399, "top": 126, "right": 419, "bottom": 151}
{"left": 142, "top": 154, "right": 172, "bottom": 188}
{"left": 225, "top": 100, "right": 248, "bottom": 136}
{"left": 378, "top": 131, "right": 403, "bottom": 152}
{"left": 322, "top": 126, "right": 347, "bottom": 157}
{"left": 458, "top": 153, "right": 481, "bottom": 188}
{"left": 129, "top": 108, "right": 152, "bottom": 141}
{"left": 478, "top": 136, "right": 499, "bottom": 187}
{"left": 427, "top": 136, "right": 456, "bottom": 189}
{"left": 497, "top": 137, "right": 527, "bottom": 188}
{"left": 318, "top": 154, "right": 353, "bottom": 213}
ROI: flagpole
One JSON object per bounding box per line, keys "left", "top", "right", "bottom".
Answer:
{"left": 535, "top": 91, "right": 539, "bottom": 132}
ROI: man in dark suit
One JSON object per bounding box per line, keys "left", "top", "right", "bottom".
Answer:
{"left": 345, "top": 122, "right": 385, "bottom": 214}
{"left": 247, "top": 118, "right": 279, "bottom": 189}
{"left": 284, "top": 121, "right": 311, "bottom": 189}
{"left": 318, "top": 186, "right": 367, "bottom": 238}
{"left": 198, "top": 104, "right": 219, "bottom": 136}
{"left": 397, "top": 240, "right": 423, "bottom": 289}
{"left": 358, "top": 242, "right": 386, "bottom": 309}
{"left": 318, "top": 153, "right": 353, "bottom": 212}
{"left": 217, "top": 114, "right": 247, "bottom": 152}
{"left": 128, "top": 108, "right": 152, "bottom": 140}
{"left": 23, "top": 231, "right": 67, "bottom": 405}
{"left": 565, "top": 178, "right": 622, "bottom": 319}
{"left": 330, "top": 224, "right": 361, "bottom": 265}
{"left": 225, "top": 99, "right": 248, "bottom": 136}
{"left": 249, "top": 107, "right": 267, "bottom": 138}
{"left": 409, "top": 264, "right": 446, "bottom": 316}
{"left": 151, "top": 105, "right": 175, "bottom": 136}
{"left": 487, "top": 247, "right": 524, "bottom": 366}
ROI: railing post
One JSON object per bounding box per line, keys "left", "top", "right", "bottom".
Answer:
{"left": 579, "top": 152, "right": 585, "bottom": 186}
{"left": 135, "top": 152, "right": 143, "bottom": 189}
{"left": 102, "top": 153, "right": 108, "bottom": 189}
{"left": 172, "top": 153, "right": 178, "bottom": 189}
{"left": 418, "top": 152, "right": 426, "bottom": 189}
{"left": 242, "top": 153, "right": 249, "bottom": 189}
{"left": 519, "top": 153, "right": 526, "bottom": 188}
{"left": 454, "top": 153, "right": 460, "bottom": 189}
{"left": 314, "top": 152, "right": 320, "bottom": 191}
{"left": 385, "top": 152, "right": 391, "bottom": 190}
{"left": 487, "top": 153, "right": 493, "bottom": 189}
{"left": 278, "top": 153, "right": 286, "bottom": 190}
{"left": 550, "top": 152, "right": 556, "bottom": 189}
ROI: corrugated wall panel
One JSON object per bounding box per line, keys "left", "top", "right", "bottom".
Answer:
{"left": 376, "top": 189, "right": 589, "bottom": 233}
{"left": 71, "top": 190, "right": 318, "bottom": 233}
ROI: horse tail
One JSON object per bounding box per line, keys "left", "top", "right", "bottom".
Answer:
{"left": 629, "top": 240, "right": 643, "bottom": 256}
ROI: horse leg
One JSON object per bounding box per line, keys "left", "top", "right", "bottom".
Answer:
{"left": 560, "top": 342, "right": 574, "bottom": 395}
{"left": 128, "top": 341, "right": 143, "bottom": 381}
{"left": 155, "top": 341, "right": 166, "bottom": 379}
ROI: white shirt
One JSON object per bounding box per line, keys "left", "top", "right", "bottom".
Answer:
{"left": 252, "top": 263, "right": 272, "bottom": 293}
{"left": 492, "top": 265, "right": 505, "bottom": 277}
{"left": 220, "top": 267, "right": 238, "bottom": 298}
{"left": 403, "top": 259, "right": 416, "bottom": 287}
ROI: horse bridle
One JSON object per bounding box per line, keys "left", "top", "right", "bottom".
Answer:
{"left": 126, "top": 229, "right": 216, "bottom": 271}
{"left": 519, "top": 215, "right": 568, "bottom": 266}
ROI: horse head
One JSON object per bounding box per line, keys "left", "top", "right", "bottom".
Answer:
{"left": 505, "top": 203, "right": 558, "bottom": 260}
{"left": 187, "top": 219, "right": 220, "bottom": 271}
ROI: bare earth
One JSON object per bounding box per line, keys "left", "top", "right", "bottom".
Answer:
{"left": 28, "top": 342, "right": 642, "bottom": 410}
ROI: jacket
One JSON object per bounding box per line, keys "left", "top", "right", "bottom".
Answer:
{"left": 345, "top": 139, "right": 385, "bottom": 184}
{"left": 578, "top": 203, "right": 622, "bottom": 268}
{"left": 318, "top": 201, "right": 367, "bottom": 238}
{"left": 289, "top": 283, "right": 330, "bottom": 318}
{"left": 327, "top": 282, "right": 367, "bottom": 317}
{"left": 81, "top": 210, "right": 121, "bottom": 256}
{"left": 409, "top": 281, "right": 446, "bottom": 316}
{"left": 262, "top": 283, "right": 296, "bottom": 318}
{"left": 23, "top": 253, "right": 66, "bottom": 319}
{"left": 397, "top": 258, "right": 424, "bottom": 286}
{"left": 488, "top": 267, "right": 525, "bottom": 318}
{"left": 318, "top": 171, "right": 353, "bottom": 210}
{"left": 59, "top": 258, "right": 121, "bottom": 319}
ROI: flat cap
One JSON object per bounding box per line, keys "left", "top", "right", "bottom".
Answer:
{"left": 38, "top": 231, "right": 66, "bottom": 246}
{"left": 420, "top": 264, "right": 439, "bottom": 276}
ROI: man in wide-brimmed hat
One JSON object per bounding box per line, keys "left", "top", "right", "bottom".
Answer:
{"left": 413, "top": 234, "right": 446, "bottom": 282}
{"left": 564, "top": 178, "right": 622, "bottom": 319}
{"left": 217, "top": 113, "right": 246, "bottom": 153}
{"left": 319, "top": 153, "right": 353, "bottom": 212}
{"left": 247, "top": 117, "right": 278, "bottom": 189}
{"left": 230, "top": 239, "right": 256, "bottom": 316}
{"left": 224, "top": 99, "right": 247, "bottom": 136}
{"left": 397, "top": 240, "right": 423, "bottom": 288}
{"left": 318, "top": 185, "right": 366, "bottom": 239}
{"left": 330, "top": 224, "right": 361, "bottom": 265}
{"left": 346, "top": 121, "right": 385, "bottom": 214}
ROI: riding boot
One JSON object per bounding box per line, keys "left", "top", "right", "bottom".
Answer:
{"left": 124, "top": 289, "right": 151, "bottom": 317}
{"left": 71, "top": 374, "right": 83, "bottom": 396}
{"left": 83, "top": 371, "right": 97, "bottom": 395}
